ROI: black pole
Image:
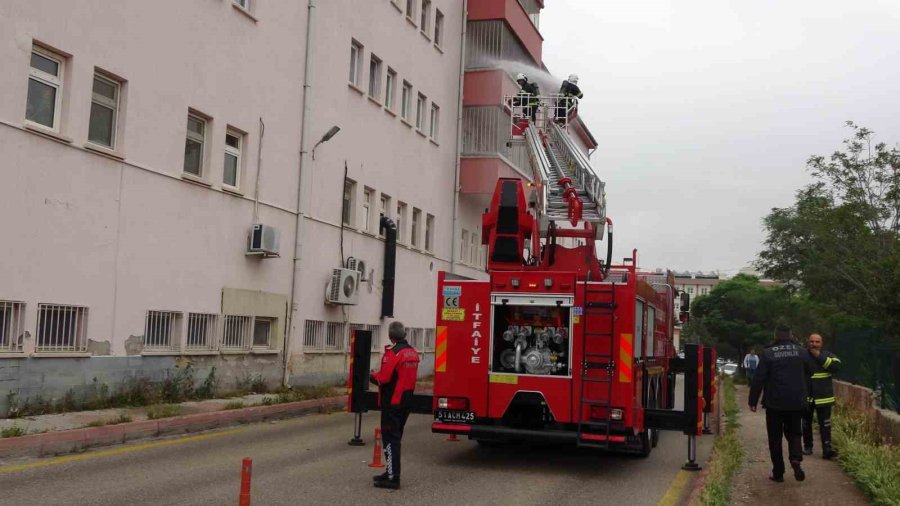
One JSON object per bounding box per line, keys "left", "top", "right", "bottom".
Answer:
{"left": 380, "top": 216, "right": 397, "bottom": 318}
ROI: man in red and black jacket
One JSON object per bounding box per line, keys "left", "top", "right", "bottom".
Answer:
{"left": 370, "top": 321, "right": 420, "bottom": 490}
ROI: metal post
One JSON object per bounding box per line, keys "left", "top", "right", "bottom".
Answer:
{"left": 682, "top": 434, "right": 701, "bottom": 471}
{"left": 348, "top": 412, "right": 365, "bottom": 446}
{"left": 702, "top": 412, "right": 712, "bottom": 435}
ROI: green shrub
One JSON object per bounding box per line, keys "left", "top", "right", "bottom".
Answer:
{"left": 698, "top": 377, "right": 744, "bottom": 506}
{"left": 832, "top": 403, "right": 900, "bottom": 505}
{"left": 1, "top": 426, "right": 25, "bottom": 438}
{"left": 146, "top": 404, "right": 183, "bottom": 420}
{"left": 224, "top": 401, "right": 245, "bottom": 410}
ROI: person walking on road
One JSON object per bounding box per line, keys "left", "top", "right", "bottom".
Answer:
{"left": 743, "top": 349, "right": 760, "bottom": 383}
{"left": 749, "top": 324, "right": 815, "bottom": 483}
{"left": 370, "top": 321, "right": 420, "bottom": 490}
{"left": 803, "top": 333, "right": 842, "bottom": 459}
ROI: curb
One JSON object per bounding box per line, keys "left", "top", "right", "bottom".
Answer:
{"left": 0, "top": 396, "right": 347, "bottom": 459}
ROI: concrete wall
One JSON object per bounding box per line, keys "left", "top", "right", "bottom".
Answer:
{"left": 834, "top": 380, "right": 900, "bottom": 445}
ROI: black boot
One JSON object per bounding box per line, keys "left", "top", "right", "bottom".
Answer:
{"left": 802, "top": 447, "right": 813, "bottom": 455}
{"left": 791, "top": 461, "right": 805, "bottom": 482}
{"left": 374, "top": 477, "right": 400, "bottom": 489}
{"left": 373, "top": 472, "right": 389, "bottom": 482}
{"left": 823, "top": 445, "right": 836, "bottom": 460}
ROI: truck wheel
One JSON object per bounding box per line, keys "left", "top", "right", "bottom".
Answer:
{"left": 651, "top": 386, "right": 661, "bottom": 448}
{"left": 637, "top": 430, "right": 652, "bottom": 458}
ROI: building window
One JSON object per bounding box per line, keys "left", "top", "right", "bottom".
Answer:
{"left": 385, "top": 68, "right": 396, "bottom": 110}
{"left": 88, "top": 73, "right": 119, "bottom": 148}
{"left": 686, "top": 286, "right": 694, "bottom": 295}
{"left": 351, "top": 323, "right": 382, "bottom": 352}
{"left": 144, "top": 311, "right": 183, "bottom": 351}
{"left": 184, "top": 114, "right": 206, "bottom": 176}
{"left": 223, "top": 315, "right": 252, "bottom": 350}
{"left": 0, "top": 301, "right": 25, "bottom": 353}
{"left": 303, "top": 320, "right": 324, "bottom": 350}
{"left": 396, "top": 201, "right": 408, "bottom": 243}
{"left": 461, "top": 229, "right": 469, "bottom": 264}
{"left": 186, "top": 313, "right": 217, "bottom": 350}
{"left": 406, "top": 0, "right": 416, "bottom": 21}
{"left": 368, "top": 55, "right": 382, "bottom": 98}
{"left": 233, "top": 0, "right": 250, "bottom": 9}
{"left": 379, "top": 193, "right": 391, "bottom": 237}
{"left": 424, "top": 328, "right": 436, "bottom": 350}
{"left": 420, "top": 0, "right": 431, "bottom": 33}
{"left": 416, "top": 93, "right": 426, "bottom": 130}
{"left": 26, "top": 46, "right": 65, "bottom": 130}
{"left": 425, "top": 214, "right": 434, "bottom": 251}
{"left": 325, "top": 322, "right": 346, "bottom": 350}
{"left": 253, "top": 317, "right": 273, "bottom": 348}
{"left": 343, "top": 179, "right": 356, "bottom": 226}
{"left": 224, "top": 130, "right": 243, "bottom": 189}
{"left": 411, "top": 208, "right": 421, "bottom": 248}
{"left": 36, "top": 304, "right": 88, "bottom": 353}
{"left": 700, "top": 287, "right": 708, "bottom": 295}
{"left": 434, "top": 10, "right": 444, "bottom": 47}
{"left": 401, "top": 81, "right": 412, "bottom": 121}
{"left": 470, "top": 233, "right": 479, "bottom": 267}
{"left": 349, "top": 40, "right": 363, "bottom": 86}
{"left": 362, "top": 187, "right": 373, "bottom": 233}
{"left": 430, "top": 104, "right": 440, "bottom": 138}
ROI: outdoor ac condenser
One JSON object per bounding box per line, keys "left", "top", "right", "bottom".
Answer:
{"left": 325, "top": 268, "right": 360, "bottom": 305}
{"left": 247, "top": 224, "right": 280, "bottom": 257}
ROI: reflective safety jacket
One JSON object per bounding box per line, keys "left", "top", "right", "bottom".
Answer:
{"left": 807, "top": 349, "right": 841, "bottom": 406}
{"left": 371, "top": 340, "right": 420, "bottom": 408}
{"left": 514, "top": 81, "right": 541, "bottom": 107}
{"left": 749, "top": 339, "right": 815, "bottom": 411}
{"left": 559, "top": 80, "right": 583, "bottom": 99}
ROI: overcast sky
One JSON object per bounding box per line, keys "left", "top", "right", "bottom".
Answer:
{"left": 540, "top": 0, "right": 900, "bottom": 275}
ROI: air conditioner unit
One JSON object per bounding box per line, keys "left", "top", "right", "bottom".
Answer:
{"left": 247, "top": 224, "right": 280, "bottom": 257}
{"left": 345, "top": 257, "right": 368, "bottom": 281}
{"left": 326, "top": 268, "right": 360, "bottom": 305}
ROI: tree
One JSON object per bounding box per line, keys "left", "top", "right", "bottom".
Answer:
{"left": 758, "top": 122, "right": 900, "bottom": 335}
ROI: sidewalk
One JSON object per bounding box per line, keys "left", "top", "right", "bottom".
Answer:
{"left": 730, "top": 385, "right": 868, "bottom": 506}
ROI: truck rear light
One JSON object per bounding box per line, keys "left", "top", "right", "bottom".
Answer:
{"left": 437, "top": 397, "right": 469, "bottom": 410}
{"left": 610, "top": 408, "right": 623, "bottom": 421}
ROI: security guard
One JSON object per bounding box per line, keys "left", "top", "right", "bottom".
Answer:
{"left": 803, "top": 333, "right": 842, "bottom": 459}
{"left": 749, "top": 324, "right": 815, "bottom": 482}
{"left": 514, "top": 73, "right": 540, "bottom": 122}
{"left": 370, "top": 321, "right": 420, "bottom": 490}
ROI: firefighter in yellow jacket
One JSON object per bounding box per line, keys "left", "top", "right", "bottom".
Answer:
{"left": 802, "top": 333, "right": 842, "bottom": 459}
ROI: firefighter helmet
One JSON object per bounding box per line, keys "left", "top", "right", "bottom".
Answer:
{"left": 568, "top": 74, "right": 579, "bottom": 84}
{"left": 516, "top": 72, "right": 527, "bottom": 82}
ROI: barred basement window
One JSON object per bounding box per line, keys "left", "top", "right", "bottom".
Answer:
{"left": 222, "top": 315, "right": 252, "bottom": 350}
{"left": 144, "top": 311, "right": 183, "bottom": 351}
{"left": 325, "top": 322, "right": 345, "bottom": 350}
{"left": 304, "top": 320, "right": 324, "bottom": 350}
{"left": 36, "top": 304, "right": 88, "bottom": 353}
{"left": 351, "top": 323, "right": 382, "bottom": 351}
{"left": 424, "top": 328, "right": 436, "bottom": 350}
{"left": 186, "top": 313, "right": 217, "bottom": 350}
{"left": 0, "top": 301, "right": 25, "bottom": 352}
{"left": 253, "top": 317, "right": 273, "bottom": 348}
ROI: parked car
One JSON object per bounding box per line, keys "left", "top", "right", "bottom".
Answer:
{"left": 721, "top": 363, "right": 738, "bottom": 377}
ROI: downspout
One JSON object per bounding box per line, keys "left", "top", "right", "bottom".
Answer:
{"left": 284, "top": 0, "right": 317, "bottom": 388}
{"left": 450, "top": 0, "right": 467, "bottom": 274}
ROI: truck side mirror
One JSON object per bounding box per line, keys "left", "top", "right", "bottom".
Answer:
{"left": 680, "top": 292, "right": 691, "bottom": 313}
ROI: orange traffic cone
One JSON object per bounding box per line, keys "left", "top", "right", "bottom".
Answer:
{"left": 446, "top": 433, "right": 460, "bottom": 442}
{"left": 239, "top": 457, "right": 252, "bottom": 506}
{"left": 369, "top": 428, "right": 385, "bottom": 468}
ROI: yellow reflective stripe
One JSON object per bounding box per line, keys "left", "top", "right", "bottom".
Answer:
{"left": 811, "top": 372, "right": 832, "bottom": 379}
{"left": 823, "top": 357, "right": 833, "bottom": 369}
{"left": 814, "top": 397, "right": 835, "bottom": 405}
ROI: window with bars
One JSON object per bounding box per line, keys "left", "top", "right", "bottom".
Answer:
{"left": 326, "top": 322, "right": 346, "bottom": 350}
{"left": 186, "top": 313, "right": 217, "bottom": 350}
{"left": 304, "top": 320, "right": 324, "bottom": 350}
{"left": 0, "top": 301, "right": 25, "bottom": 352}
{"left": 222, "top": 315, "right": 252, "bottom": 350}
{"left": 36, "top": 304, "right": 88, "bottom": 353}
{"left": 424, "top": 328, "right": 436, "bottom": 350}
{"left": 350, "top": 323, "right": 382, "bottom": 351}
{"left": 144, "top": 311, "right": 183, "bottom": 351}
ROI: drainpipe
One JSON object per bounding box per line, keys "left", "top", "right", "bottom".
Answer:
{"left": 450, "top": 0, "right": 467, "bottom": 274}
{"left": 284, "top": 0, "right": 317, "bottom": 388}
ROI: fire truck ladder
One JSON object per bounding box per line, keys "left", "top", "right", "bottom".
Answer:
{"left": 576, "top": 283, "right": 617, "bottom": 448}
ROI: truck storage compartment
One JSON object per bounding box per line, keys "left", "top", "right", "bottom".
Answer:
{"left": 490, "top": 295, "right": 572, "bottom": 376}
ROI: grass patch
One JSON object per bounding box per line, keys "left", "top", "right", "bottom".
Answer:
{"left": 698, "top": 376, "right": 744, "bottom": 506}
{"left": 272, "top": 385, "right": 337, "bottom": 404}
{"left": 1, "top": 426, "right": 25, "bottom": 438}
{"left": 86, "top": 419, "right": 106, "bottom": 428}
{"left": 224, "top": 401, "right": 245, "bottom": 410}
{"left": 145, "top": 404, "right": 183, "bottom": 420}
{"left": 832, "top": 403, "right": 900, "bottom": 505}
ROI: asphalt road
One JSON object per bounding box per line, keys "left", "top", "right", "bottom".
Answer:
{"left": 0, "top": 387, "right": 712, "bottom": 505}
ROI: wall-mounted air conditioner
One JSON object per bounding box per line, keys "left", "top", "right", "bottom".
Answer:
{"left": 326, "top": 268, "right": 360, "bottom": 305}
{"left": 345, "top": 257, "right": 368, "bottom": 281}
{"left": 247, "top": 224, "right": 280, "bottom": 257}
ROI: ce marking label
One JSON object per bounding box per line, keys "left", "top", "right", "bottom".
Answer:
{"left": 443, "top": 296, "right": 460, "bottom": 308}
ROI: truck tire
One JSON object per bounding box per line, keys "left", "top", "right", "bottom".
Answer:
{"left": 637, "top": 430, "right": 652, "bottom": 458}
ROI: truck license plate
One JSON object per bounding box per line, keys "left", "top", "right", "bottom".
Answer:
{"left": 435, "top": 409, "right": 475, "bottom": 423}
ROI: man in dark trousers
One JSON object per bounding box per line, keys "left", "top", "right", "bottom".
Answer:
{"left": 370, "top": 321, "right": 420, "bottom": 490}
{"left": 803, "top": 333, "right": 842, "bottom": 459}
{"left": 514, "top": 73, "right": 540, "bottom": 122}
{"left": 555, "top": 74, "right": 583, "bottom": 122}
{"left": 749, "top": 324, "right": 815, "bottom": 482}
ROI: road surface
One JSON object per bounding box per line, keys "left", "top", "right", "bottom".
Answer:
{"left": 0, "top": 389, "right": 711, "bottom": 505}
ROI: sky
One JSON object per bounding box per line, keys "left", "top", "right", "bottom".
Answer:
{"left": 539, "top": 0, "right": 900, "bottom": 275}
